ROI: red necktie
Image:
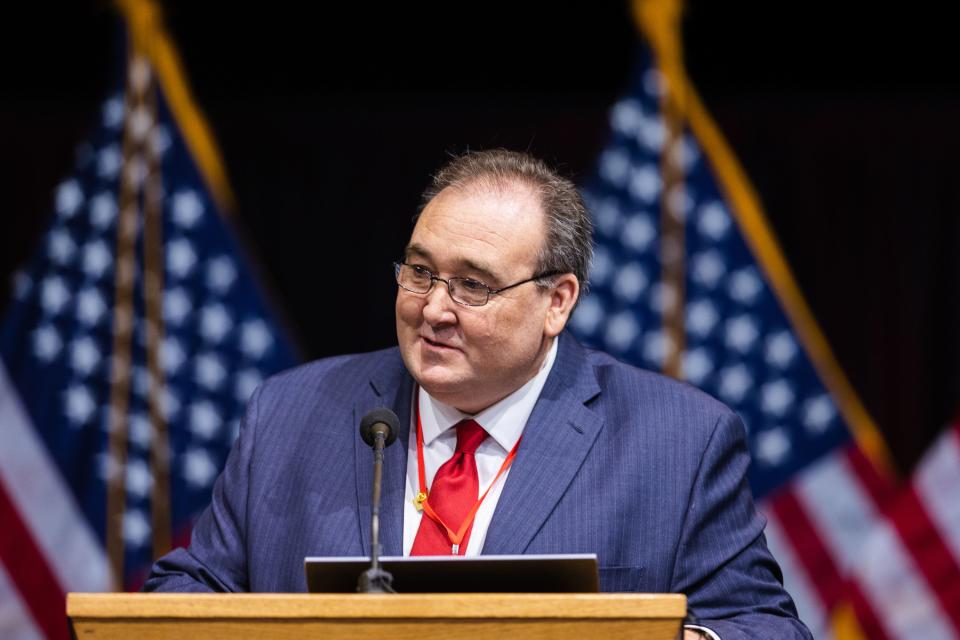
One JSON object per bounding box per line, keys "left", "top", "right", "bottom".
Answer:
{"left": 411, "top": 419, "right": 488, "bottom": 555}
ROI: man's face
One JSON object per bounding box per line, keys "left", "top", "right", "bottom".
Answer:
{"left": 396, "top": 184, "right": 564, "bottom": 414}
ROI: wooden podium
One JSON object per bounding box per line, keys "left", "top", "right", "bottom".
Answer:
{"left": 67, "top": 593, "right": 686, "bottom": 639}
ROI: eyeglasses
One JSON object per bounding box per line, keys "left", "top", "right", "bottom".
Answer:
{"left": 394, "top": 262, "right": 562, "bottom": 307}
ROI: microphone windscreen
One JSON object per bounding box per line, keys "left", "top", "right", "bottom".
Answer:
{"left": 359, "top": 408, "right": 400, "bottom": 448}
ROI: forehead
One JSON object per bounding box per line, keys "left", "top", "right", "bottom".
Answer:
{"left": 407, "top": 183, "right": 545, "bottom": 275}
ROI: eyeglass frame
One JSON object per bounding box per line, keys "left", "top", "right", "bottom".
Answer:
{"left": 393, "top": 261, "right": 564, "bottom": 307}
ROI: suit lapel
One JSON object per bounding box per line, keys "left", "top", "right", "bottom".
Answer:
{"left": 354, "top": 353, "right": 413, "bottom": 558}
{"left": 482, "top": 334, "right": 603, "bottom": 555}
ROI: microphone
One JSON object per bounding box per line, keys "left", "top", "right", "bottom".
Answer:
{"left": 360, "top": 408, "right": 399, "bottom": 449}
{"left": 357, "top": 408, "right": 400, "bottom": 593}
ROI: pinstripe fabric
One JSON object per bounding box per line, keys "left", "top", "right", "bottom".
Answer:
{"left": 144, "top": 333, "right": 810, "bottom": 639}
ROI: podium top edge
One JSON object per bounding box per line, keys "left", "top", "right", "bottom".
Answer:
{"left": 67, "top": 592, "right": 687, "bottom": 620}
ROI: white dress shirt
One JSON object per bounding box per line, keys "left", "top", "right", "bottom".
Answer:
{"left": 402, "top": 338, "right": 558, "bottom": 556}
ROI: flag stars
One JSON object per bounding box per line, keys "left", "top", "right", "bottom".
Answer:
{"left": 697, "top": 201, "right": 731, "bottom": 241}
{"left": 64, "top": 385, "right": 97, "bottom": 426}
{"left": 718, "top": 364, "right": 753, "bottom": 404}
{"left": 621, "top": 213, "right": 656, "bottom": 252}
{"left": 41, "top": 276, "right": 70, "bottom": 315}
{"left": 90, "top": 192, "right": 118, "bottom": 229}
{"left": 163, "top": 287, "right": 192, "bottom": 325}
{"left": 150, "top": 125, "right": 172, "bottom": 156}
{"left": 128, "top": 413, "right": 154, "bottom": 449}
{"left": 200, "top": 304, "right": 233, "bottom": 343}
{"left": 189, "top": 401, "right": 222, "bottom": 440}
{"left": 167, "top": 238, "right": 197, "bottom": 279}
{"left": 70, "top": 337, "right": 102, "bottom": 376}
{"left": 131, "top": 366, "right": 150, "bottom": 397}
{"left": 604, "top": 311, "right": 640, "bottom": 353}
{"left": 77, "top": 288, "right": 108, "bottom": 326}
{"left": 126, "top": 459, "right": 153, "bottom": 499}
{"left": 642, "top": 330, "right": 669, "bottom": 368}
{"left": 206, "top": 256, "right": 237, "bottom": 294}
{"left": 182, "top": 448, "right": 218, "bottom": 488}
{"left": 101, "top": 95, "right": 124, "bottom": 129}
{"left": 691, "top": 250, "right": 726, "bottom": 289}
{"left": 56, "top": 180, "right": 84, "bottom": 218}
{"left": 611, "top": 99, "right": 644, "bottom": 137}
{"left": 234, "top": 369, "right": 263, "bottom": 403}
{"left": 765, "top": 331, "right": 798, "bottom": 369}
{"left": 687, "top": 299, "right": 720, "bottom": 338}
{"left": 160, "top": 386, "right": 181, "bottom": 421}
{"left": 97, "top": 144, "right": 122, "bottom": 180}
{"left": 33, "top": 325, "right": 62, "bottom": 361}
{"left": 240, "top": 319, "right": 274, "bottom": 359}
{"left": 725, "top": 315, "right": 760, "bottom": 353}
{"left": 195, "top": 353, "right": 227, "bottom": 390}
{"left": 593, "top": 199, "right": 623, "bottom": 238}
{"left": 754, "top": 427, "right": 792, "bottom": 467}
{"left": 683, "top": 348, "right": 715, "bottom": 386}
{"left": 728, "top": 267, "right": 763, "bottom": 305}
{"left": 172, "top": 190, "right": 204, "bottom": 228}
{"left": 569, "top": 296, "right": 605, "bottom": 336}
{"left": 637, "top": 109, "right": 665, "bottom": 151}
{"left": 160, "top": 336, "right": 186, "bottom": 375}
{"left": 612, "top": 263, "right": 648, "bottom": 303}
{"left": 803, "top": 395, "right": 837, "bottom": 434}
{"left": 628, "top": 164, "right": 661, "bottom": 204}
{"left": 599, "top": 148, "right": 631, "bottom": 186}
{"left": 82, "top": 239, "right": 113, "bottom": 280}
{"left": 48, "top": 229, "right": 77, "bottom": 265}
{"left": 123, "top": 509, "right": 151, "bottom": 549}
{"left": 642, "top": 68, "right": 665, "bottom": 98}
{"left": 761, "top": 380, "right": 795, "bottom": 417}
{"left": 588, "top": 246, "right": 615, "bottom": 286}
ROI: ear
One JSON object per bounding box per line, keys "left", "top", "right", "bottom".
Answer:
{"left": 543, "top": 274, "right": 580, "bottom": 338}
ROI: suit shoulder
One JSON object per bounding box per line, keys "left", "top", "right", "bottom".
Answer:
{"left": 256, "top": 346, "right": 403, "bottom": 401}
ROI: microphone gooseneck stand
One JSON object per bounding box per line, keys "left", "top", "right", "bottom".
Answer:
{"left": 357, "top": 408, "right": 399, "bottom": 593}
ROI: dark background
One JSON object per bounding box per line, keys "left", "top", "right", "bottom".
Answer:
{"left": 2, "top": 2, "right": 958, "bottom": 473}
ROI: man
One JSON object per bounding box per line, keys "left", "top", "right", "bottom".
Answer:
{"left": 145, "top": 149, "right": 811, "bottom": 639}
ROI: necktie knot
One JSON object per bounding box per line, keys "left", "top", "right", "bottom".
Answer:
{"left": 455, "top": 419, "right": 487, "bottom": 455}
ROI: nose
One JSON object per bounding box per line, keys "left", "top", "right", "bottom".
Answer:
{"left": 421, "top": 280, "right": 459, "bottom": 327}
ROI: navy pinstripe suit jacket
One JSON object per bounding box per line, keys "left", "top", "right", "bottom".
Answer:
{"left": 145, "top": 332, "right": 811, "bottom": 639}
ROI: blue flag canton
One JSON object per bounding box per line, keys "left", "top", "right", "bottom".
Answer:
{"left": 1, "top": 84, "right": 297, "bottom": 579}
{"left": 571, "top": 51, "right": 850, "bottom": 498}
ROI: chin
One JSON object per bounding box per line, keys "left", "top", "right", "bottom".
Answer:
{"left": 415, "top": 369, "right": 466, "bottom": 397}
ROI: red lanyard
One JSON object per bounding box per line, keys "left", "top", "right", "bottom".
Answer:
{"left": 413, "top": 389, "right": 521, "bottom": 553}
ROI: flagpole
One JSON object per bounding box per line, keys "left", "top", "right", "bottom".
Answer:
{"left": 142, "top": 63, "right": 173, "bottom": 564}
{"left": 639, "top": 0, "right": 689, "bottom": 379}
{"left": 104, "top": 45, "right": 143, "bottom": 590}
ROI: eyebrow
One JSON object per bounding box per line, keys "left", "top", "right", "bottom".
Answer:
{"left": 404, "top": 243, "right": 501, "bottom": 284}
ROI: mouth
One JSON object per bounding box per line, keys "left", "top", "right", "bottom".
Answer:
{"left": 421, "top": 335, "right": 459, "bottom": 351}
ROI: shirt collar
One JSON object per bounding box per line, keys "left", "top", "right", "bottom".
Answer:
{"left": 418, "top": 337, "right": 559, "bottom": 452}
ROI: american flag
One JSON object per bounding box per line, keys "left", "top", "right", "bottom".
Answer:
{"left": 569, "top": 20, "right": 960, "bottom": 639}
{"left": 0, "top": 6, "right": 297, "bottom": 639}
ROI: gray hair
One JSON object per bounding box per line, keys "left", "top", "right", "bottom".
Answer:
{"left": 418, "top": 149, "right": 593, "bottom": 301}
